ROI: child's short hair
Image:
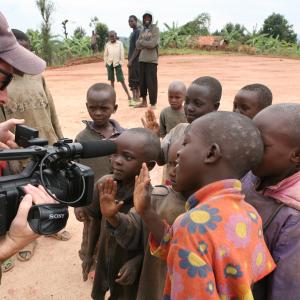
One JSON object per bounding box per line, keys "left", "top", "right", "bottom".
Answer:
{"left": 129, "top": 15, "right": 138, "bottom": 21}
{"left": 125, "top": 128, "right": 161, "bottom": 161}
{"left": 192, "top": 76, "right": 222, "bottom": 104}
{"left": 258, "top": 103, "right": 300, "bottom": 144}
{"left": 12, "top": 29, "right": 29, "bottom": 42}
{"left": 108, "top": 30, "right": 117, "bottom": 36}
{"left": 198, "top": 111, "right": 263, "bottom": 177}
{"left": 241, "top": 83, "right": 273, "bottom": 109}
{"left": 86, "top": 83, "right": 116, "bottom": 103}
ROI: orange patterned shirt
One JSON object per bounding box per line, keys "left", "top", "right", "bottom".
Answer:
{"left": 150, "top": 179, "right": 276, "bottom": 300}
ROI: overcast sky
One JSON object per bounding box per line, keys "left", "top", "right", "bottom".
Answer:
{"left": 2, "top": 0, "right": 300, "bottom": 39}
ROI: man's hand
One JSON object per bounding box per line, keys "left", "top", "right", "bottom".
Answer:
{"left": 134, "top": 163, "right": 152, "bottom": 216}
{"left": 141, "top": 108, "right": 160, "bottom": 137}
{"left": 115, "top": 255, "right": 142, "bottom": 285}
{"left": 82, "top": 255, "right": 93, "bottom": 281}
{"left": 99, "top": 178, "right": 123, "bottom": 218}
{"left": 0, "top": 118, "right": 24, "bottom": 149}
{"left": 0, "top": 184, "right": 57, "bottom": 261}
{"left": 127, "top": 61, "right": 132, "bottom": 68}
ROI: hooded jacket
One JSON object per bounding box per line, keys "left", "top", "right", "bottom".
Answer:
{"left": 136, "top": 12, "right": 160, "bottom": 64}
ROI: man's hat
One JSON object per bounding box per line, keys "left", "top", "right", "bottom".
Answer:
{"left": 0, "top": 11, "right": 46, "bottom": 74}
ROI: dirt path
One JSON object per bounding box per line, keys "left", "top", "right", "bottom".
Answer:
{"left": 1, "top": 54, "right": 300, "bottom": 299}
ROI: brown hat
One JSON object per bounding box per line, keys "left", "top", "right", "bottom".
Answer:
{"left": 0, "top": 11, "right": 46, "bottom": 75}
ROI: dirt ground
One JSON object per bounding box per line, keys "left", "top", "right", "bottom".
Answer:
{"left": 1, "top": 54, "right": 300, "bottom": 299}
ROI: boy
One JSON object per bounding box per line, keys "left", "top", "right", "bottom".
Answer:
{"left": 99, "top": 136, "right": 186, "bottom": 300}
{"left": 104, "top": 31, "right": 131, "bottom": 101}
{"left": 233, "top": 83, "right": 273, "bottom": 119}
{"left": 159, "top": 81, "right": 187, "bottom": 138}
{"left": 74, "top": 83, "right": 123, "bottom": 265}
{"left": 134, "top": 12, "right": 160, "bottom": 109}
{"left": 242, "top": 103, "right": 300, "bottom": 299}
{"left": 84, "top": 128, "right": 161, "bottom": 300}
{"left": 134, "top": 112, "right": 275, "bottom": 299}
{"left": 128, "top": 15, "right": 141, "bottom": 106}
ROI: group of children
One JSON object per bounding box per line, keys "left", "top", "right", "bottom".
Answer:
{"left": 73, "top": 73, "right": 300, "bottom": 300}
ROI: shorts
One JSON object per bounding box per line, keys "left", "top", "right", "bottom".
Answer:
{"left": 106, "top": 64, "right": 124, "bottom": 82}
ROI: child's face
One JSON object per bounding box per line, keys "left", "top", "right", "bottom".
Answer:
{"left": 86, "top": 90, "right": 117, "bottom": 127}
{"left": 168, "top": 89, "right": 185, "bottom": 110}
{"left": 109, "top": 33, "right": 117, "bottom": 43}
{"left": 233, "top": 90, "right": 262, "bottom": 119}
{"left": 252, "top": 111, "right": 297, "bottom": 181}
{"left": 184, "top": 84, "right": 217, "bottom": 123}
{"left": 167, "top": 141, "right": 183, "bottom": 190}
{"left": 175, "top": 125, "right": 208, "bottom": 194}
{"left": 111, "top": 134, "right": 148, "bottom": 184}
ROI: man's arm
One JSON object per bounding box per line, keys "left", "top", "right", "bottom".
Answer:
{"left": 0, "top": 185, "right": 57, "bottom": 262}
{"left": 139, "top": 27, "right": 159, "bottom": 49}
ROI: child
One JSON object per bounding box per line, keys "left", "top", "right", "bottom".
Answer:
{"left": 84, "top": 128, "right": 161, "bottom": 300}
{"left": 74, "top": 83, "right": 123, "bottom": 267}
{"left": 159, "top": 81, "right": 187, "bottom": 138}
{"left": 242, "top": 103, "right": 300, "bottom": 299}
{"left": 128, "top": 15, "right": 141, "bottom": 106}
{"left": 134, "top": 111, "right": 275, "bottom": 299}
{"left": 104, "top": 31, "right": 131, "bottom": 101}
{"left": 99, "top": 136, "right": 187, "bottom": 300}
{"left": 233, "top": 83, "right": 273, "bottom": 119}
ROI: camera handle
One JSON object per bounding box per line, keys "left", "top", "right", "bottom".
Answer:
{"left": 27, "top": 203, "right": 69, "bottom": 235}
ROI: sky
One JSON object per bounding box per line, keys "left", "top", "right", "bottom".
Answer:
{"left": 2, "top": 0, "right": 300, "bottom": 39}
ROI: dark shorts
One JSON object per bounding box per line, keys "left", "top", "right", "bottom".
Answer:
{"left": 106, "top": 64, "right": 124, "bottom": 82}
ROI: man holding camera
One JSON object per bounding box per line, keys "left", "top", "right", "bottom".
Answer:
{"left": 0, "top": 11, "right": 56, "bottom": 281}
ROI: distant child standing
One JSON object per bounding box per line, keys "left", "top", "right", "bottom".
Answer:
{"left": 159, "top": 81, "right": 187, "bottom": 138}
{"left": 233, "top": 83, "right": 273, "bottom": 119}
{"left": 104, "top": 31, "right": 131, "bottom": 101}
{"left": 74, "top": 83, "right": 124, "bottom": 267}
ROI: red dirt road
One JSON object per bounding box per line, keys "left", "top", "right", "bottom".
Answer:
{"left": 1, "top": 55, "right": 300, "bottom": 299}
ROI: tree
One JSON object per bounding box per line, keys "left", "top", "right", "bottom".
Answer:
{"left": 62, "top": 19, "right": 69, "bottom": 39}
{"left": 180, "top": 13, "right": 211, "bottom": 35}
{"left": 261, "top": 13, "right": 297, "bottom": 43}
{"left": 95, "top": 22, "right": 108, "bottom": 51}
{"left": 36, "top": 0, "right": 55, "bottom": 64}
{"left": 73, "top": 26, "right": 86, "bottom": 39}
{"left": 220, "top": 23, "right": 248, "bottom": 43}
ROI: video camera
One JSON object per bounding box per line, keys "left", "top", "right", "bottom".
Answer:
{"left": 0, "top": 125, "right": 116, "bottom": 236}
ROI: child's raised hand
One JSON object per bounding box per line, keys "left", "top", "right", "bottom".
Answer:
{"left": 141, "top": 108, "right": 160, "bottom": 137}
{"left": 134, "top": 163, "right": 152, "bottom": 216}
{"left": 99, "top": 178, "right": 123, "bottom": 218}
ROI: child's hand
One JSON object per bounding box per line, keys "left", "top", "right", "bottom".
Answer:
{"left": 74, "top": 207, "right": 88, "bottom": 222}
{"left": 82, "top": 255, "right": 93, "bottom": 281}
{"left": 134, "top": 163, "right": 152, "bottom": 216}
{"left": 99, "top": 178, "right": 123, "bottom": 218}
{"left": 115, "top": 255, "right": 142, "bottom": 285}
{"left": 141, "top": 108, "right": 160, "bottom": 137}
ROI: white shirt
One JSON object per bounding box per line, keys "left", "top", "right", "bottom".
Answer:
{"left": 103, "top": 40, "right": 124, "bottom": 67}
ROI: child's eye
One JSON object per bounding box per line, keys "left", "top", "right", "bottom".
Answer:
{"left": 125, "top": 155, "right": 133, "bottom": 161}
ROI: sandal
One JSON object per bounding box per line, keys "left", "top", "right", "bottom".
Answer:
{"left": 134, "top": 102, "right": 147, "bottom": 108}
{"left": 47, "top": 230, "right": 71, "bottom": 241}
{"left": 1, "top": 258, "right": 14, "bottom": 272}
{"left": 17, "top": 240, "right": 37, "bottom": 261}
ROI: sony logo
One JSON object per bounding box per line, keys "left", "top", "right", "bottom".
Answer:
{"left": 49, "top": 213, "right": 65, "bottom": 219}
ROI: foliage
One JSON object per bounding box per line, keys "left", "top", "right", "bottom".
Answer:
{"left": 180, "top": 13, "right": 211, "bottom": 36}
{"left": 160, "top": 22, "right": 190, "bottom": 48}
{"left": 36, "top": 0, "right": 55, "bottom": 65}
{"left": 220, "top": 23, "right": 248, "bottom": 43}
{"left": 261, "top": 13, "right": 297, "bottom": 43}
{"left": 95, "top": 22, "right": 108, "bottom": 51}
{"left": 73, "top": 26, "right": 86, "bottom": 39}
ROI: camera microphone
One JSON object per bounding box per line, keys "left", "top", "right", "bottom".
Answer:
{"left": 79, "top": 140, "right": 117, "bottom": 158}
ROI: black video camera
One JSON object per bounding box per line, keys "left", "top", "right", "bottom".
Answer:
{"left": 0, "top": 125, "right": 116, "bottom": 235}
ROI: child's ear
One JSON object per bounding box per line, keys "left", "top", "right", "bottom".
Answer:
{"left": 113, "top": 104, "right": 118, "bottom": 113}
{"left": 85, "top": 102, "right": 88, "bottom": 109}
{"left": 146, "top": 160, "right": 156, "bottom": 171}
{"left": 291, "top": 148, "right": 300, "bottom": 165}
{"left": 214, "top": 102, "right": 220, "bottom": 111}
{"left": 204, "top": 143, "right": 221, "bottom": 164}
